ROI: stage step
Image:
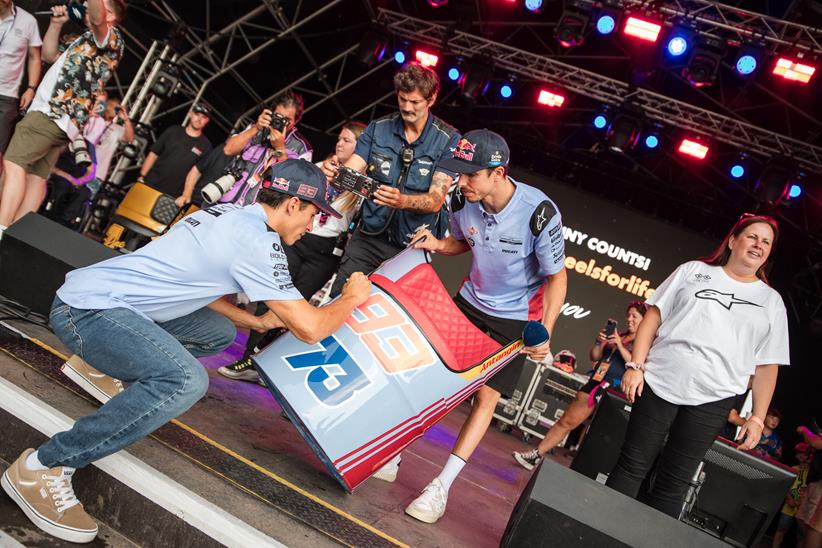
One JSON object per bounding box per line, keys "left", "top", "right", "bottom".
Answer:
{"left": 0, "top": 320, "right": 365, "bottom": 548}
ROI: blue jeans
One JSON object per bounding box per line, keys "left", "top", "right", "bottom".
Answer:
{"left": 41, "top": 297, "right": 236, "bottom": 469}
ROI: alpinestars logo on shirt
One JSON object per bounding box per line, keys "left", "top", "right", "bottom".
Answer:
{"left": 694, "top": 289, "right": 762, "bottom": 310}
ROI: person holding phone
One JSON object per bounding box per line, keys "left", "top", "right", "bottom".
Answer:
{"left": 607, "top": 214, "right": 789, "bottom": 518}
{"left": 513, "top": 301, "right": 647, "bottom": 470}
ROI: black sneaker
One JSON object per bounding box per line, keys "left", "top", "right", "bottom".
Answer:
{"left": 513, "top": 449, "right": 542, "bottom": 471}
{"left": 217, "top": 358, "right": 260, "bottom": 383}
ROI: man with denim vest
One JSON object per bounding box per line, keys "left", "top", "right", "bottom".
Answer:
{"left": 321, "top": 62, "right": 460, "bottom": 297}
{"left": 0, "top": 0, "right": 124, "bottom": 234}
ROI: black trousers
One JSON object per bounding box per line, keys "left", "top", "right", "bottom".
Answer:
{"left": 328, "top": 228, "right": 403, "bottom": 298}
{"left": 243, "top": 232, "right": 341, "bottom": 358}
{"left": 605, "top": 383, "right": 736, "bottom": 518}
{"left": 453, "top": 293, "right": 527, "bottom": 398}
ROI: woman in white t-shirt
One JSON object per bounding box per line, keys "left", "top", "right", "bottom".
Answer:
{"left": 606, "top": 214, "right": 790, "bottom": 518}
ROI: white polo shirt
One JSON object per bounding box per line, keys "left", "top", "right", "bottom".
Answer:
{"left": 0, "top": 6, "right": 42, "bottom": 98}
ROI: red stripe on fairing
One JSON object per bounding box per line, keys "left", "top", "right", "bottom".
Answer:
{"left": 333, "top": 349, "right": 521, "bottom": 486}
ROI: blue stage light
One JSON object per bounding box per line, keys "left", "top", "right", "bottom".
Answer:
{"left": 448, "top": 67, "right": 460, "bottom": 81}
{"left": 736, "top": 54, "right": 757, "bottom": 75}
{"left": 789, "top": 184, "right": 802, "bottom": 198}
{"left": 394, "top": 51, "right": 406, "bottom": 64}
{"left": 593, "top": 115, "right": 608, "bottom": 129}
{"left": 596, "top": 14, "right": 616, "bottom": 35}
{"left": 500, "top": 84, "right": 513, "bottom": 98}
{"left": 666, "top": 36, "right": 689, "bottom": 57}
{"left": 730, "top": 164, "right": 745, "bottom": 178}
{"left": 644, "top": 135, "right": 659, "bottom": 149}
{"left": 525, "top": 0, "right": 543, "bottom": 13}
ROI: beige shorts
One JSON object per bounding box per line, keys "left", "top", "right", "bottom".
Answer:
{"left": 796, "top": 481, "right": 822, "bottom": 532}
{"left": 4, "top": 111, "right": 69, "bottom": 179}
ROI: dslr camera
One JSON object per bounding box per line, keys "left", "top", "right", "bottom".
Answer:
{"left": 69, "top": 137, "right": 92, "bottom": 169}
{"left": 270, "top": 112, "right": 289, "bottom": 133}
{"left": 331, "top": 165, "right": 378, "bottom": 200}
{"left": 201, "top": 167, "right": 243, "bottom": 204}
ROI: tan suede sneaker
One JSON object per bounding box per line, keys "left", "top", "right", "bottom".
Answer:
{"left": 1, "top": 449, "right": 98, "bottom": 543}
{"left": 61, "top": 355, "right": 124, "bottom": 405}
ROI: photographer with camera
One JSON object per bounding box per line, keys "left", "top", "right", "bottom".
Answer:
{"left": 0, "top": 0, "right": 124, "bottom": 235}
{"left": 0, "top": 0, "right": 42, "bottom": 180}
{"left": 321, "top": 63, "right": 460, "bottom": 298}
{"left": 207, "top": 90, "right": 312, "bottom": 207}
{"left": 512, "top": 301, "right": 647, "bottom": 470}
{"left": 41, "top": 136, "right": 96, "bottom": 229}
{"left": 83, "top": 95, "right": 133, "bottom": 197}
{"left": 218, "top": 122, "right": 367, "bottom": 384}
{"left": 139, "top": 104, "right": 212, "bottom": 198}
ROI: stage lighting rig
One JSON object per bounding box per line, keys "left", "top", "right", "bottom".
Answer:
{"left": 594, "top": 7, "right": 620, "bottom": 35}
{"left": 555, "top": 4, "right": 591, "bottom": 48}
{"left": 682, "top": 37, "right": 724, "bottom": 87}
{"left": 623, "top": 15, "right": 662, "bottom": 43}
{"left": 678, "top": 138, "right": 709, "bottom": 159}
{"left": 772, "top": 56, "right": 816, "bottom": 83}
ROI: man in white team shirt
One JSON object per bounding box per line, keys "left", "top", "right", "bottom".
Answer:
{"left": 0, "top": 0, "right": 41, "bottom": 179}
{"left": 0, "top": 159, "right": 372, "bottom": 543}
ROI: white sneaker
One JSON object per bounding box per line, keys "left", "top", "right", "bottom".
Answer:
{"left": 372, "top": 454, "right": 402, "bottom": 482}
{"left": 405, "top": 478, "right": 447, "bottom": 524}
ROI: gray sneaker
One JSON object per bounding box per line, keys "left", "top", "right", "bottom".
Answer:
{"left": 513, "top": 449, "right": 542, "bottom": 471}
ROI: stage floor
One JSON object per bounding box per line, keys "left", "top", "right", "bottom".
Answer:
{"left": 0, "top": 319, "right": 572, "bottom": 547}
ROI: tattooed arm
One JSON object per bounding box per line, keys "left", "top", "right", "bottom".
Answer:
{"left": 371, "top": 170, "right": 452, "bottom": 214}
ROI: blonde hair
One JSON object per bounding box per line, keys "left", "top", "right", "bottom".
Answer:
{"left": 333, "top": 122, "right": 367, "bottom": 213}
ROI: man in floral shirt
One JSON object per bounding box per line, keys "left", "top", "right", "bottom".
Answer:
{"left": 0, "top": 0, "right": 124, "bottom": 233}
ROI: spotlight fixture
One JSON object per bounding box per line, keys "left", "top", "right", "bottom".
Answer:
{"left": 415, "top": 49, "right": 439, "bottom": 67}
{"left": 644, "top": 134, "right": 659, "bottom": 149}
{"left": 623, "top": 16, "right": 662, "bottom": 43}
{"left": 354, "top": 25, "right": 389, "bottom": 66}
{"left": 595, "top": 11, "right": 618, "bottom": 35}
{"left": 151, "top": 65, "right": 179, "bottom": 98}
{"left": 394, "top": 50, "right": 406, "bottom": 64}
{"left": 537, "top": 89, "right": 565, "bottom": 107}
{"left": 447, "top": 67, "right": 461, "bottom": 81}
{"left": 788, "top": 184, "right": 803, "bottom": 199}
{"left": 682, "top": 37, "right": 724, "bottom": 87}
{"left": 666, "top": 36, "right": 689, "bottom": 58}
{"left": 593, "top": 114, "right": 608, "bottom": 129}
{"left": 755, "top": 162, "right": 793, "bottom": 206}
{"left": 606, "top": 112, "right": 642, "bottom": 153}
{"left": 677, "top": 138, "right": 709, "bottom": 159}
{"left": 500, "top": 83, "right": 513, "bottom": 99}
{"left": 525, "top": 0, "right": 543, "bottom": 13}
{"left": 772, "top": 57, "right": 816, "bottom": 83}
{"left": 555, "top": 4, "right": 590, "bottom": 48}
{"left": 730, "top": 164, "right": 746, "bottom": 178}
{"left": 459, "top": 57, "right": 493, "bottom": 101}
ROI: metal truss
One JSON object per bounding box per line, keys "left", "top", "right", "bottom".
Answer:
{"left": 585, "top": 0, "right": 822, "bottom": 56}
{"left": 377, "top": 8, "right": 822, "bottom": 174}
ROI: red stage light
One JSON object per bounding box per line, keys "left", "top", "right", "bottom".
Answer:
{"left": 623, "top": 16, "right": 662, "bottom": 42}
{"left": 537, "top": 90, "right": 565, "bottom": 107}
{"left": 772, "top": 58, "right": 816, "bottom": 83}
{"left": 678, "top": 138, "right": 709, "bottom": 159}
{"left": 415, "top": 50, "right": 439, "bottom": 67}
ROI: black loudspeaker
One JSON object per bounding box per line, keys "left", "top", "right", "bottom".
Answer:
{"left": 0, "top": 213, "right": 117, "bottom": 316}
{"left": 571, "top": 389, "right": 633, "bottom": 483}
{"left": 501, "top": 458, "right": 727, "bottom": 548}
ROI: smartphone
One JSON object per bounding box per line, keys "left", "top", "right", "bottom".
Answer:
{"left": 604, "top": 319, "right": 617, "bottom": 337}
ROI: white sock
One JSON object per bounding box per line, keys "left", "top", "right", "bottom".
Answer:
{"left": 436, "top": 454, "right": 466, "bottom": 492}
{"left": 25, "top": 450, "right": 48, "bottom": 471}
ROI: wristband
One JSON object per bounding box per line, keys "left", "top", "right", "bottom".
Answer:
{"left": 625, "top": 361, "right": 644, "bottom": 371}
{"left": 748, "top": 416, "right": 765, "bottom": 429}
{"left": 26, "top": 85, "right": 36, "bottom": 91}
